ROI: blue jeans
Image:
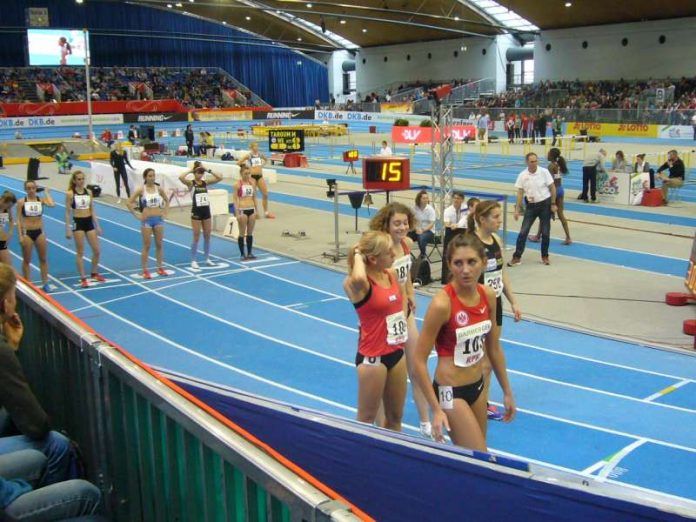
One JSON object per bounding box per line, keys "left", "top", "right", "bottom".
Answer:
{"left": 411, "top": 229, "right": 434, "bottom": 257}
{"left": 4, "top": 479, "right": 101, "bottom": 521}
{"left": 513, "top": 199, "right": 552, "bottom": 258}
{"left": 0, "top": 431, "right": 72, "bottom": 486}
{"left": 0, "top": 449, "right": 46, "bottom": 484}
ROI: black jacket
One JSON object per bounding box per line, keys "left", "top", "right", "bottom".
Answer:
{"left": 0, "top": 334, "right": 50, "bottom": 439}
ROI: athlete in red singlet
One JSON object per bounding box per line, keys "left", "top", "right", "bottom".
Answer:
{"left": 343, "top": 230, "right": 407, "bottom": 431}
{"left": 369, "top": 202, "right": 432, "bottom": 437}
{"left": 413, "top": 233, "right": 515, "bottom": 450}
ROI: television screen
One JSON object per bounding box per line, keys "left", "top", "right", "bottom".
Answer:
{"left": 27, "top": 29, "right": 88, "bottom": 66}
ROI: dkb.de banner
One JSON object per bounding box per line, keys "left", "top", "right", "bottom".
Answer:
{"left": 392, "top": 125, "right": 477, "bottom": 144}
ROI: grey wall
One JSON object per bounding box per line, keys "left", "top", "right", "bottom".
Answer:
{"left": 535, "top": 17, "right": 696, "bottom": 81}
{"left": 355, "top": 36, "right": 507, "bottom": 95}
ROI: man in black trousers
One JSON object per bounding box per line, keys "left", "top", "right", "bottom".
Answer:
{"left": 579, "top": 148, "right": 607, "bottom": 203}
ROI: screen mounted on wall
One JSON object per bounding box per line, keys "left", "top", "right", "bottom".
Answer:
{"left": 27, "top": 29, "right": 88, "bottom": 66}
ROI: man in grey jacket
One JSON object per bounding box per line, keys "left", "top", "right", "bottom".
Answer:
{"left": 579, "top": 148, "right": 607, "bottom": 203}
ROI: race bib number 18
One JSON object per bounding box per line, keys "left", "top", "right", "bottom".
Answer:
{"left": 386, "top": 311, "right": 408, "bottom": 345}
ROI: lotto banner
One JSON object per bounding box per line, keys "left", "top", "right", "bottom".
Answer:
{"left": 566, "top": 122, "right": 657, "bottom": 138}
{"left": 391, "top": 125, "right": 477, "bottom": 144}
{"left": 381, "top": 102, "right": 414, "bottom": 114}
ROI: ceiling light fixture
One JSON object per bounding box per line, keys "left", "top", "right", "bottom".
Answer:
{"left": 222, "top": 21, "right": 227, "bottom": 24}
{"left": 565, "top": 1, "right": 572, "bottom": 6}
{"left": 167, "top": 3, "right": 172, "bottom": 7}
{"left": 362, "top": 28, "right": 367, "bottom": 33}
{"left": 175, "top": 2, "right": 182, "bottom": 6}
{"left": 76, "top": 0, "right": 84, "bottom": 3}
{"left": 454, "top": 16, "right": 459, "bottom": 21}
{"left": 306, "top": 3, "right": 312, "bottom": 7}
{"left": 245, "top": 16, "right": 251, "bottom": 20}
{"left": 297, "top": 37, "right": 302, "bottom": 41}
{"left": 340, "top": 19, "right": 346, "bottom": 24}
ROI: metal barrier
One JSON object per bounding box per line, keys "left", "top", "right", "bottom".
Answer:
{"left": 16, "top": 282, "right": 366, "bottom": 522}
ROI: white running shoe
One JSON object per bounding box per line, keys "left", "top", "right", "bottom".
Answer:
{"left": 419, "top": 422, "right": 433, "bottom": 439}
{"left": 190, "top": 260, "right": 200, "bottom": 271}
{"left": 205, "top": 258, "right": 216, "bottom": 267}
{"left": 116, "top": 198, "right": 121, "bottom": 204}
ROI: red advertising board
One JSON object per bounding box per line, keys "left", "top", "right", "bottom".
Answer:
{"left": 391, "top": 125, "right": 477, "bottom": 144}
{"left": 0, "top": 99, "right": 188, "bottom": 117}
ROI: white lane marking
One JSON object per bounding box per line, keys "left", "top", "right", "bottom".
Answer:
{"left": 510, "top": 369, "right": 696, "bottom": 415}
{"left": 597, "top": 438, "right": 649, "bottom": 482}
{"left": 643, "top": 379, "right": 691, "bottom": 402}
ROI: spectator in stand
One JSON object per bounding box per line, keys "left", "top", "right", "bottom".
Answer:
{"left": 0, "top": 264, "right": 75, "bottom": 486}
{"left": 408, "top": 190, "right": 436, "bottom": 259}
{"left": 0, "top": 449, "right": 104, "bottom": 521}
{"left": 656, "top": 150, "right": 685, "bottom": 205}
{"left": 579, "top": 149, "right": 607, "bottom": 203}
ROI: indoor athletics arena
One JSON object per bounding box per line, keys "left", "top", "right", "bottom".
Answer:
{"left": 1, "top": 1, "right": 695, "bottom": 520}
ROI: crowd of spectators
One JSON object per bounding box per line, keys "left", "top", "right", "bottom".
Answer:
{"left": 0, "top": 66, "right": 259, "bottom": 108}
{"left": 474, "top": 77, "right": 696, "bottom": 111}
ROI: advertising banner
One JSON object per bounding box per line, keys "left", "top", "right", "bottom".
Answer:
{"left": 123, "top": 113, "right": 188, "bottom": 123}
{"left": 313, "top": 110, "right": 431, "bottom": 124}
{"left": 268, "top": 129, "right": 305, "bottom": 152}
{"left": 658, "top": 125, "right": 696, "bottom": 140}
{"left": 597, "top": 170, "right": 631, "bottom": 204}
{"left": 253, "top": 110, "right": 314, "bottom": 120}
{"left": 0, "top": 114, "right": 123, "bottom": 129}
{"left": 380, "top": 102, "right": 414, "bottom": 114}
{"left": 391, "top": 125, "right": 477, "bottom": 144}
{"left": 191, "top": 110, "right": 253, "bottom": 122}
{"left": 566, "top": 122, "right": 657, "bottom": 138}
{"left": 0, "top": 100, "right": 186, "bottom": 117}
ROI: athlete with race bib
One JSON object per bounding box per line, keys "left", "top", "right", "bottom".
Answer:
{"left": 343, "top": 231, "right": 407, "bottom": 432}
{"left": 17, "top": 181, "right": 56, "bottom": 292}
{"left": 65, "top": 171, "right": 106, "bottom": 288}
{"left": 413, "top": 233, "right": 515, "bottom": 450}
{"left": 369, "top": 203, "right": 432, "bottom": 438}
{"left": 238, "top": 142, "right": 274, "bottom": 219}
{"left": 233, "top": 164, "right": 259, "bottom": 261}
{"left": 469, "top": 200, "right": 522, "bottom": 421}
{"left": 179, "top": 162, "right": 223, "bottom": 270}
{"left": 127, "top": 168, "right": 170, "bottom": 279}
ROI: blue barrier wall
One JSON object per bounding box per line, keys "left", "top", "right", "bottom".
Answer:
{"left": 1, "top": 1, "right": 328, "bottom": 106}
{"left": 177, "top": 380, "right": 691, "bottom": 522}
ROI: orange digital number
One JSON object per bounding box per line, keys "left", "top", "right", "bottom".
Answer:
{"left": 380, "top": 162, "right": 402, "bottom": 182}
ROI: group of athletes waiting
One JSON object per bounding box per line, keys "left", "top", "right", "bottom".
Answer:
{"left": 344, "top": 200, "right": 520, "bottom": 450}
{"left": 0, "top": 147, "right": 270, "bottom": 292}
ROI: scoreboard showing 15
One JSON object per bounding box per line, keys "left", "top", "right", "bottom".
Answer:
{"left": 362, "top": 157, "right": 410, "bottom": 190}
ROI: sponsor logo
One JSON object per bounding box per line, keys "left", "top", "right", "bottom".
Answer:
{"left": 401, "top": 129, "right": 421, "bottom": 141}
{"left": 455, "top": 311, "right": 469, "bottom": 326}
{"left": 450, "top": 128, "right": 472, "bottom": 141}
{"left": 267, "top": 112, "right": 300, "bottom": 119}
{"left": 136, "top": 114, "right": 172, "bottom": 122}
{"left": 617, "top": 123, "right": 649, "bottom": 132}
